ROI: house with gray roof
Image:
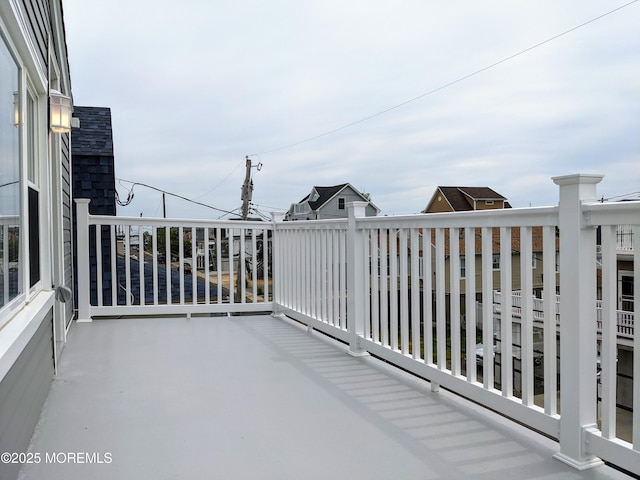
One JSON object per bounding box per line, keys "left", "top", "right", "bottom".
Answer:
{"left": 286, "top": 183, "right": 380, "bottom": 220}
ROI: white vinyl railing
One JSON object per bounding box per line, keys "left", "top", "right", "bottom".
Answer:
{"left": 76, "top": 175, "right": 640, "bottom": 475}
{"left": 272, "top": 175, "right": 640, "bottom": 475}
{"left": 75, "top": 199, "right": 273, "bottom": 318}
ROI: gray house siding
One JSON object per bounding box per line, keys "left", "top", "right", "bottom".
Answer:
{"left": 62, "top": 131, "right": 73, "bottom": 327}
{"left": 318, "top": 189, "right": 377, "bottom": 219}
{"left": 0, "top": 312, "right": 54, "bottom": 480}
{"left": 20, "top": 0, "right": 50, "bottom": 70}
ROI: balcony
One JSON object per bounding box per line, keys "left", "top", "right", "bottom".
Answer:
{"left": 493, "top": 291, "right": 635, "bottom": 343}
{"left": 17, "top": 176, "right": 640, "bottom": 478}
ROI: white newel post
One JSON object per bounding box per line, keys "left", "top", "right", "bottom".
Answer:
{"left": 75, "top": 199, "right": 92, "bottom": 322}
{"left": 347, "top": 202, "right": 368, "bottom": 356}
{"left": 552, "top": 174, "right": 603, "bottom": 469}
{"left": 271, "top": 212, "right": 285, "bottom": 316}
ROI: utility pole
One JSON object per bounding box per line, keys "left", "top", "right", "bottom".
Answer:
{"left": 241, "top": 156, "right": 253, "bottom": 221}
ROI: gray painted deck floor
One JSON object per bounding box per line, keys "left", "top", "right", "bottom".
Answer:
{"left": 19, "top": 315, "right": 632, "bottom": 480}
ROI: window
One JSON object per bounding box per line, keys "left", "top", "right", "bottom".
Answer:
{"left": 0, "top": 35, "right": 21, "bottom": 313}
{"left": 293, "top": 202, "right": 309, "bottom": 214}
{"left": 492, "top": 253, "right": 500, "bottom": 270}
{"left": 460, "top": 255, "right": 466, "bottom": 278}
{"left": 486, "top": 200, "right": 494, "bottom": 206}
{"left": 338, "top": 198, "right": 345, "bottom": 210}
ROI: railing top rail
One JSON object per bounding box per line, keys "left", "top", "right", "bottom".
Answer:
{"left": 583, "top": 200, "right": 640, "bottom": 227}
{"left": 274, "top": 218, "right": 348, "bottom": 231}
{"left": 86, "top": 214, "right": 273, "bottom": 230}
{"left": 353, "top": 205, "right": 559, "bottom": 229}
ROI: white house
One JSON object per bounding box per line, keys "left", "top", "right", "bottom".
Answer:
{"left": 286, "top": 183, "right": 379, "bottom": 221}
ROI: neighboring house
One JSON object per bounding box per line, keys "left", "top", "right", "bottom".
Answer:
{"left": 422, "top": 186, "right": 510, "bottom": 213}
{"left": 71, "top": 106, "right": 116, "bottom": 307}
{"left": 286, "top": 183, "right": 379, "bottom": 221}
{"left": 421, "top": 186, "right": 553, "bottom": 295}
{"left": 0, "top": 2, "right": 73, "bottom": 479}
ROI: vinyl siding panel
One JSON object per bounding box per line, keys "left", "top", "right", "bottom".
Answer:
{"left": 19, "top": 0, "right": 50, "bottom": 70}
{"left": 0, "top": 311, "right": 54, "bottom": 480}
{"left": 62, "top": 132, "right": 73, "bottom": 325}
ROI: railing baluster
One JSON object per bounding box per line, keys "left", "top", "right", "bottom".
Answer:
{"left": 465, "top": 227, "right": 476, "bottom": 382}
{"left": 191, "top": 227, "right": 196, "bottom": 305}
{"left": 423, "top": 228, "right": 433, "bottom": 365}
{"left": 435, "top": 228, "right": 446, "bottom": 371}
{"left": 326, "top": 230, "right": 334, "bottom": 326}
{"left": 380, "top": 229, "right": 388, "bottom": 347}
{"left": 152, "top": 226, "right": 158, "bottom": 306}
{"left": 228, "top": 227, "right": 234, "bottom": 305}
{"left": 399, "top": 228, "right": 409, "bottom": 354}
{"left": 520, "top": 226, "right": 534, "bottom": 406}
{"left": 450, "top": 227, "right": 461, "bottom": 376}
{"left": 363, "top": 229, "right": 371, "bottom": 339}
{"left": 138, "top": 225, "right": 144, "bottom": 306}
{"left": 389, "top": 228, "right": 398, "bottom": 350}
{"left": 178, "top": 226, "right": 185, "bottom": 304}
{"left": 263, "top": 229, "right": 269, "bottom": 302}
{"left": 124, "top": 227, "right": 131, "bottom": 306}
{"left": 216, "top": 227, "right": 222, "bottom": 304}
{"left": 601, "top": 225, "right": 617, "bottom": 438}
{"left": 204, "top": 227, "right": 210, "bottom": 305}
{"left": 111, "top": 224, "right": 117, "bottom": 307}
{"left": 240, "top": 228, "right": 246, "bottom": 304}
{"left": 312, "top": 228, "right": 318, "bottom": 318}
{"left": 543, "top": 225, "right": 557, "bottom": 415}
{"left": 371, "top": 229, "right": 379, "bottom": 342}
{"left": 339, "top": 229, "right": 347, "bottom": 329}
{"left": 410, "top": 228, "right": 420, "bottom": 360}
{"left": 481, "top": 227, "right": 494, "bottom": 389}
{"left": 251, "top": 228, "right": 257, "bottom": 303}
{"left": 96, "top": 225, "right": 103, "bottom": 307}
{"left": 500, "top": 226, "right": 513, "bottom": 397}
{"left": 165, "top": 226, "right": 171, "bottom": 305}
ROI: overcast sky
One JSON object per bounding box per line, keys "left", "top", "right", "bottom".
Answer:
{"left": 62, "top": 0, "right": 639, "bottom": 219}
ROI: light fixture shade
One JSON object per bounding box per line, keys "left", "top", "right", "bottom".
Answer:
{"left": 50, "top": 89, "right": 71, "bottom": 133}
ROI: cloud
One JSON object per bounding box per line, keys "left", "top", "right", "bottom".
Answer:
{"left": 63, "top": 0, "right": 640, "bottom": 219}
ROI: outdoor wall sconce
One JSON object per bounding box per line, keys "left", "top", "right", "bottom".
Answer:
{"left": 49, "top": 89, "right": 71, "bottom": 133}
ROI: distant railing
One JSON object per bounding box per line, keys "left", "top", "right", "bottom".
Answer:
{"left": 493, "top": 291, "right": 634, "bottom": 340}
{"left": 617, "top": 224, "right": 634, "bottom": 252}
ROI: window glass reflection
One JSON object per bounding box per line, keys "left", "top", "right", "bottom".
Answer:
{"left": 0, "top": 35, "right": 21, "bottom": 309}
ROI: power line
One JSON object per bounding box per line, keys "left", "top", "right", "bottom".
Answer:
{"left": 115, "top": 178, "right": 238, "bottom": 217}
{"left": 254, "top": 1, "right": 638, "bottom": 156}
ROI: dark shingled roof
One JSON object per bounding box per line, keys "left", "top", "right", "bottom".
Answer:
{"left": 300, "top": 184, "right": 349, "bottom": 210}
{"left": 438, "top": 186, "right": 506, "bottom": 211}
{"left": 71, "top": 106, "right": 113, "bottom": 156}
